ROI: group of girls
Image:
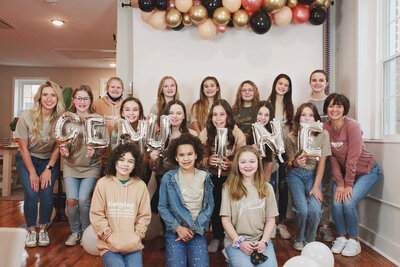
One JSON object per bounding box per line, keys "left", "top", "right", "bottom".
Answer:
{"left": 14, "top": 70, "right": 381, "bottom": 267}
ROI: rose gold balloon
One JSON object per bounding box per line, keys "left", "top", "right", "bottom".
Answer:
{"left": 274, "top": 6, "right": 292, "bottom": 26}
{"left": 217, "top": 25, "right": 228, "bottom": 33}
{"left": 232, "top": 9, "right": 250, "bottom": 29}
{"left": 166, "top": 8, "right": 182, "bottom": 27}
{"left": 287, "top": 0, "right": 297, "bottom": 8}
{"left": 150, "top": 11, "right": 168, "bottom": 30}
{"left": 222, "top": 0, "right": 241, "bottom": 13}
{"left": 175, "top": 0, "right": 193, "bottom": 13}
{"left": 197, "top": 18, "right": 217, "bottom": 40}
{"left": 213, "top": 7, "right": 231, "bottom": 26}
{"left": 182, "top": 12, "right": 193, "bottom": 26}
{"left": 324, "top": 0, "right": 332, "bottom": 8}
{"left": 261, "top": 0, "right": 286, "bottom": 13}
{"left": 141, "top": 10, "right": 154, "bottom": 24}
{"left": 190, "top": 5, "right": 208, "bottom": 24}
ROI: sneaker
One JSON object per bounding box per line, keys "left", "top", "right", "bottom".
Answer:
{"left": 25, "top": 231, "right": 37, "bottom": 248}
{"left": 271, "top": 225, "right": 276, "bottom": 239}
{"left": 38, "top": 229, "right": 50, "bottom": 247}
{"left": 331, "top": 237, "right": 347, "bottom": 254}
{"left": 65, "top": 233, "right": 81, "bottom": 246}
{"left": 319, "top": 226, "right": 335, "bottom": 242}
{"left": 208, "top": 239, "right": 220, "bottom": 253}
{"left": 292, "top": 240, "right": 306, "bottom": 251}
{"left": 341, "top": 238, "right": 361, "bottom": 257}
{"left": 277, "top": 224, "right": 291, "bottom": 239}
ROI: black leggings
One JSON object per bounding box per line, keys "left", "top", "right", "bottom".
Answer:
{"left": 210, "top": 174, "right": 227, "bottom": 239}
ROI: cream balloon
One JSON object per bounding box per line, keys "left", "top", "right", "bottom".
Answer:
{"left": 141, "top": 10, "right": 154, "bottom": 24}
{"left": 175, "top": 0, "right": 193, "bottom": 13}
{"left": 222, "top": 0, "right": 241, "bottom": 13}
{"left": 197, "top": 18, "right": 217, "bottom": 40}
{"left": 301, "top": 242, "right": 334, "bottom": 267}
{"left": 274, "top": 6, "right": 292, "bottom": 26}
{"left": 150, "top": 10, "right": 167, "bottom": 30}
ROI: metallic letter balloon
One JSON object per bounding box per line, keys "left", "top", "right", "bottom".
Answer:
{"left": 146, "top": 114, "right": 171, "bottom": 155}
{"left": 166, "top": 8, "right": 182, "bottom": 28}
{"left": 215, "top": 127, "right": 228, "bottom": 178}
{"left": 298, "top": 121, "right": 323, "bottom": 158}
{"left": 159, "top": 115, "right": 171, "bottom": 153}
{"left": 84, "top": 117, "right": 109, "bottom": 149}
{"left": 54, "top": 112, "right": 81, "bottom": 145}
{"left": 252, "top": 119, "right": 285, "bottom": 163}
{"left": 117, "top": 119, "right": 147, "bottom": 153}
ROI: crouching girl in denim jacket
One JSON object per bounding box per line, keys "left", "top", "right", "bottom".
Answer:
{"left": 158, "top": 134, "right": 214, "bottom": 267}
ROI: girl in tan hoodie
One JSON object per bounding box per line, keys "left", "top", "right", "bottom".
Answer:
{"left": 90, "top": 143, "right": 151, "bottom": 267}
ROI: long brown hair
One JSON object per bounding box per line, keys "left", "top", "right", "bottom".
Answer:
{"left": 191, "top": 76, "right": 221, "bottom": 129}
{"left": 232, "top": 80, "right": 260, "bottom": 114}
{"left": 267, "top": 74, "right": 294, "bottom": 129}
{"left": 156, "top": 76, "right": 180, "bottom": 121}
{"left": 291, "top": 102, "right": 321, "bottom": 136}
{"left": 69, "top": 85, "right": 95, "bottom": 114}
{"left": 119, "top": 97, "right": 145, "bottom": 131}
{"left": 224, "top": 146, "right": 270, "bottom": 201}
{"left": 165, "top": 99, "right": 189, "bottom": 134}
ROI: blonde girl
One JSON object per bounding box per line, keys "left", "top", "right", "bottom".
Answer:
{"left": 220, "top": 145, "right": 278, "bottom": 267}
{"left": 15, "top": 80, "right": 65, "bottom": 247}
{"left": 149, "top": 76, "right": 180, "bottom": 121}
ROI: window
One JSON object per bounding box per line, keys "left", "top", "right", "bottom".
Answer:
{"left": 13, "top": 78, "right": 48, "bottom": 118}
{"left": 382, "top": 0, "right": 400, "bottom": 135}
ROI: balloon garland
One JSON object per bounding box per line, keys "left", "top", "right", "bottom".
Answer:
{"left": 128, "top": 0, "right": 333, "bottom": 40}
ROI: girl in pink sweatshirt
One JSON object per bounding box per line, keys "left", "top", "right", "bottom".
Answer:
{"left": 323, "top": 93, "right": 381, "bottom": 257}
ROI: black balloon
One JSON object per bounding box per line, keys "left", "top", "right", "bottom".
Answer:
{"left": 250, "top": 11, "right": 271, "bottom": 35}
{"left": 139, "top": 0, "right": 155, "bottom": 12}
{"left": 155, "top": 0, "right": 168, "bottom": 10}
{"left": 227, "top": 18, "right": 234, "bottom": 28}
{"left": 299, "top": 0, "right": 313, "bottom": 4}
{"left": 309, "top": 6, "right": 326, "bottom": 25}
{"left": 201, "top": 0, "right": 222, "bottom": 17}
{"left": 171, "top": 22, "right": 185, "bottom": 31}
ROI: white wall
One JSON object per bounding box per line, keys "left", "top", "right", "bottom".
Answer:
{"left": 117, "top": 7, "right": 324, "bottom": 115}
{"left": 335, "top": 0, "right": 399, "bottom": 265}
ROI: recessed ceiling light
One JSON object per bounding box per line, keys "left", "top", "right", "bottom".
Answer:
{"left": 110, "top": 63, "right": 116, "bottom": 68}
{"left": 51, "top": 20, "right": 64, "bottom": 26}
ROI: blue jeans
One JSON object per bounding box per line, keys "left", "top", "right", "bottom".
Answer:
{"left": 165, "top": 232, "right": 209, "bottom": 267}
{"left": 64, "top": 177, "right": 97, "bottom": 233}
{"left": 102, "top": 250, "right": 143, "bottom": 267}
{"left": 16, "top": 152, "right": 59, "bottom": 228}
{"left": 287, "top": 168, "right": 322, "bottom": 243}
{"left": 332, "top": 162, "right": 381, "bottom": 238}
{"left": 270, "top": 171, "right": 277, "bottom": 193}
{"left": 225, "top": 241, "right": 278, "bottom": 267}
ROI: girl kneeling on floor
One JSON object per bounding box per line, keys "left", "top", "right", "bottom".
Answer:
{"left": 90, "top": 143, "right": 151, "bottom": 267}
{"left": 158, "top": 134, "right": 214, "bottom": 267}
{"left": 221, "top": 145, "right": 278, "bottom": 267}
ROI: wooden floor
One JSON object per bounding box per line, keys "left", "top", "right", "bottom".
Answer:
{"left": 0, "top": 200, "right": 395, "bottom": 267}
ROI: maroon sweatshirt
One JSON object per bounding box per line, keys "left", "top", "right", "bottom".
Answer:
{"left": 323, "top": 117, "right": 375, "bottom": 187}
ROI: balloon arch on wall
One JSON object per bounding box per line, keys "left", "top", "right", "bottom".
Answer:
{"left": 124, "top": 0, "right": 332, "bottom": 40}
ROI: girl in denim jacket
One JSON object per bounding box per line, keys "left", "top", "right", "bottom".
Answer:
{"left": 158, "top": 134, "right": 214, "bottom": 267}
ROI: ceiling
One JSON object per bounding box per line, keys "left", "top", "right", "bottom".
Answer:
{"left": 0, "top": 0, "right": 118, "bottom": 68}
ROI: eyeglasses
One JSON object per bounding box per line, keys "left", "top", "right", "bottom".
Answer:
{"left": 241, "top": 88, "right": 254, "bottom": 93}
{"left": 74, "top": 97, "right": 91, "bottom": 102}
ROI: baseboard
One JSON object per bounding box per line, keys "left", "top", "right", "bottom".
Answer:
{"left": 359, "top": 224, "right": 400, "bottom": 266}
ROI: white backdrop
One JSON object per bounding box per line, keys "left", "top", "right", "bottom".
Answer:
{"left": 118, "top": 8, "right": 323, "bottom": 115}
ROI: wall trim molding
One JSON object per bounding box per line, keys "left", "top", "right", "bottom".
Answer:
{"left": 366, "top": 195, "right": 400, "bottom": 210}
{"left": 359, "top": 224, "right": 400, "bottom": 266}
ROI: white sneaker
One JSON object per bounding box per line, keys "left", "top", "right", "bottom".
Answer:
{"left": 65, "top": 232, "right": 81, "bottom": 246}
{"left": 271, "top": 225, "right": 276, "bottom": 239}
{"left": 208, "top": 239, "right": 220, "bottom": 253}
{"left": 292, "top": 240, "right": 306, "bottom": 251}
{"left": 331, "top": 237, "right": 347, "bottom": 254}
{"left": 277, "top": 224, "right": 291, "bottom": 239}
{"left": 38, "top": 229, "right": 50, "bottom": 247}
{"left": 25, "top": 231, "right": 37, "bottom": 248}
{"left": 341, "top": 238, "right": 361, "bottom": 257}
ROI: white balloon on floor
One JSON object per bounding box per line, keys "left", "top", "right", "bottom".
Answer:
{"left": 283, "top": 255, "right": 321, "bottom": 267}
{"left": 82, "top": 225, "right": 100, "bottom": 256}
{"left": 301, "top": 241, "right": 334, "bottom": 267}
